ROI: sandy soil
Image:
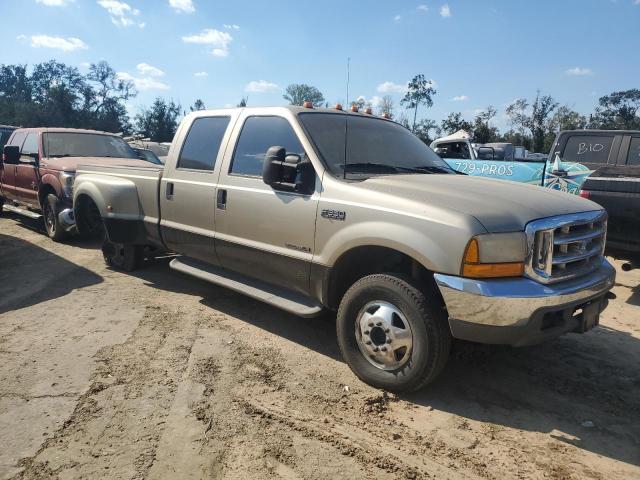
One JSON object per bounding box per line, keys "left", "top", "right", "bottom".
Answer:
{"left": 1, "top": 212, "right": 639, "bottom": 480}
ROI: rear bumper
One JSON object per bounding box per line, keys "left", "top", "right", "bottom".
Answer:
{"left": 433, "top": 258, "right": 616, "bottom": 346}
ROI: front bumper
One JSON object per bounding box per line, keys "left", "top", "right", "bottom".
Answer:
{"left": 434, "top": 258, "right": 616, "bottom": 346}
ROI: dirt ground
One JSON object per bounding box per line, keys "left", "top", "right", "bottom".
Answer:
{"left": 0, "top": 212, "right": 639, "bottom": 480}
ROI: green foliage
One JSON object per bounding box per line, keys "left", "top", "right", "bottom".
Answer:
{"left": 401, "top": 74, "right": 436, "bottom": 131}
{"left": 440, "top": 112, "right": 473, "bottom": 136}
{"left": 134, "top": 98, "right": 181, "bottom": 142}
{"left": 413, "top": 119, "right": 441, "bottom": 144}
{"left": 283, "top": 84, "right": 324, "bottom": 107}
{"left": 592, "top": 89, "right": 640, "bottom": 129}
{"left": 0, "top": 60, "right": 135, "bottom": 133}
{"left": 190, "top": 99, "right": 206, "bottom": 111}
{"left": 472, "top": 106, "right": 500, "bottom": 144}
{"left": 237, "top": 97, "right": 247, "bottom": 107}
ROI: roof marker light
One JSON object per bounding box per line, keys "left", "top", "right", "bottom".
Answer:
{"left": 382, "top": 112, "right": 391, "bottom": 119}
{"left": 350, "top": 105, "right": 359, "bottom": 112}
{"left": 303, "top": 101, "right": 313, "bottom": 109}
{"left": 364, "top": 107, "right": 373, "bottom": 115}
{"left": 335, "top": 103, "right": 343, "bottom": 111}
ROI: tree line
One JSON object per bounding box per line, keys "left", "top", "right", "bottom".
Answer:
{"left": 1, "top": 61, "right": 639, "bottom": 151}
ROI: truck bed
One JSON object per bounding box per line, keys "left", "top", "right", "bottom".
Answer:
{"left": 582, "top": 166, "right": 640, "bottom": 259}
{"left": 75, "top": 163, "right": 164, "bottom": 246}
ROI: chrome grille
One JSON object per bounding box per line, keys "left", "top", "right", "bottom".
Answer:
{"left": 525, "top": 211, "right": 607, "bottom": 284}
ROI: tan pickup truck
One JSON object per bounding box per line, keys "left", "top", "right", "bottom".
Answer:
{"left": 72, "top": 106, "right": 616, "bottom": 392}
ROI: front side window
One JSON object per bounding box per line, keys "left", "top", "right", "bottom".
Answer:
{"left": 562, "top": 135, "right": 614, "bottom": 164}
{"left": 21, "top": 133, "right": 39, "bottom": 155}
{"left": 627, "top": 137, "right": 640, "bottom": 166}
{"left": 177, "top": 116, "right": 230, "bottom": 171}
{"left": 231, "top": 116, "right": 304, "bottom": 177}
{"left": 42, "top": 133, "right": 138, "bottom": 159}
{"left": 299, "top": 113, "right": 454, "bottom": 178}
{"left": 8, "top": 131, "right": 26, "bottom": 148}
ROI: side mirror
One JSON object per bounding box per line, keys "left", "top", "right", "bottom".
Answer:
{"left": 263, "top": 146, "right": 314, "bottom": 194}
{"left": 477, "top": 147, "right": 495, "bottom": 160}
{"left": 2, "top": 145, "right": 20, "bottom": 164}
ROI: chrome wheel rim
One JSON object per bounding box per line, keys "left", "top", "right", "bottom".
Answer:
{"left": 355, "top": 301, "right": 413, "bottom": 371}
{"left": 44, "top": 203, "right": 55, "bottom": 233}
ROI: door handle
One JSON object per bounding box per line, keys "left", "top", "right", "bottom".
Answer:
{"left": 166, "top": 182, "right": 174, "bottom": 200}
{"left": 216, "top": 189, "right": 227, "bottom": 210}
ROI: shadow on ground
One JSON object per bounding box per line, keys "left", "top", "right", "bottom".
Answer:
{"left": 135, "top": 256, "right": 640, "bottom": 468}
{"left": 0, "top": 233, "right": 102, "bottom": 314}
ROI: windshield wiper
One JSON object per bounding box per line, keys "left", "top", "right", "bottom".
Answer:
{"left": 402, "top": 165, "right": 455, "bottom": 174}
{"left": 49, "top": 154, "right": 84, "bottom": 158}
{"left": 341, "top": 163, "right": 403, "bottom": 173}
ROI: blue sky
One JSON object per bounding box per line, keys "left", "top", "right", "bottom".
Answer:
{"left": 1, "top": 0, "right": 639, "bottom": 129}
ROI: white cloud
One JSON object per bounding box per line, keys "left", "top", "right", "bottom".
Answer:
{"left": 223, "top": 24, "right": 240, "bottom": 30}
{"left": 417, "top": 4, "right": 428, "bottom": 11}
{"left": 24, "top": 34, "right": 88, "bottom": 51}
{"left": 117, "top": 71, "right": 169, "bottom": 91}
{"left": 245, "top": 80, "right": 280, "bottom": 93}
{"left": 393, "top": 14, "right": 402, "bottom": 22}
{"left": 79, "top": 62, "right": 91, "bottom": 68}
{"left": 136, "top": 62, "right": 164, "bottom": 77}
{"left": 377, "top": 81, "right": 408, "bottom": 94}
{"left": 440, "top": 4, "right": 451, "bottom": 17}
{"left": 194, "top": 71, "right": 208, "bottom": 77}
{"left": 182, "top": 28, "right": 233, "bottom": 57}
{"left": 452, "top": 95, "right": 468, "bottom": 101}
{"left": 97, "top": 0, "right": 144, "bottom": 28}
{"left": 566, "top": 66, "right": 592, "bottom": 76}
{"left": 168, "top": 0, "right": 194, "bottom": 13}
{"left": 35, "top": 0, "right": 75, "bottom": 6}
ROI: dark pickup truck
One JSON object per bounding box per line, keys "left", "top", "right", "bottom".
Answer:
{"left": 548, "top": 129, "right": 640, "bottom": 269}
{"left": 1, "top": 127, "right": 157, "bottom": 240}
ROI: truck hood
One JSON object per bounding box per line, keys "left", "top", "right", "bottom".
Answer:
{"left": 356, "top": 174, "right": 603, "bottom": 232}
{"left": 41, "top": 156, "right": 159, "bottom": 171}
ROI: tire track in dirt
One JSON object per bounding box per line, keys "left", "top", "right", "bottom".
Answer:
{"left": 12, "top": 305, "right": 198, "bottom": 480}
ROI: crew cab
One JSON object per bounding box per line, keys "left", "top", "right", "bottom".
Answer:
{"left": 0, "top": 127, "right": 157, "bottom": 240}
{"left": 73, "top": 106, "right": 615, "bottom": 392}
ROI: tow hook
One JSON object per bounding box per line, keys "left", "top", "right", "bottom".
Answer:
{"left": 58, "top": 208, "right": 77, "bottom": 233}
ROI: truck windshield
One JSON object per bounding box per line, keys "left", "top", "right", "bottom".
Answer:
{"left": 299, "top": 113, "right": 454, "bottom": 178}
{"left": 42, "top": 132, "right": 138, "bottom": 159}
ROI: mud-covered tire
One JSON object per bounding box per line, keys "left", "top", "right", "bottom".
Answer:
{"left": 42, "top": 194, "right": 68, "bottom": 242}
{"left": 336, "top": 273, "right": 451, "bottom": 393}
{"left": 102, "top": 240, "right": 142, "bottom": 272}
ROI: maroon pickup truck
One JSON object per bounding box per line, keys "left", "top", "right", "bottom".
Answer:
{"left": 1, "top": 128, "right": 157, "bottom": 240}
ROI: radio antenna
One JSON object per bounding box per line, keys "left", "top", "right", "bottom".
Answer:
{"left": 346, "top": 57, "right": 350, "bottom": 107}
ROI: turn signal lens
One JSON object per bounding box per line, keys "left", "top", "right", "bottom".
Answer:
{"left": 579, "top": 190, "right": 590, "bottom": 199}
{"left": 461, "top": 237, "right": 524, "bottom": 278}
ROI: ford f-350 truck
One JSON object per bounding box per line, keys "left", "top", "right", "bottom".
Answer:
{"left": 73, "top": 106, "right": 615, "bottom": 392}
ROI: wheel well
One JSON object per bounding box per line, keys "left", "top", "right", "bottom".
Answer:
{"left": 326, "top": 246, "right": 444, "bottom": 311}
{"left": 38, "top": 185, "right": 56, "bottom": 206}
{"left": 75, "top": 194, "right": 103, "bottom": 235}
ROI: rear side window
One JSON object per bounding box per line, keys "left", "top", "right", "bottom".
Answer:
{"left": 21, "top": 133, "right": 39, "bottom": 155}
{"left": 230, "top": 116, "right": 304, "bottom": 177}
{"left": 627, "top": 137, "right": 640, "bottom": 166}
{"left": 562, "top": 135, "right": 614, "bottom": 164}
{"left": 177, "top": 116, "right": 230, "bottom": 171}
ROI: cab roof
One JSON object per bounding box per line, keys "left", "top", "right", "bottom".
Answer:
{"left": 11, "top": 127, "right": 122, "bottom": 136}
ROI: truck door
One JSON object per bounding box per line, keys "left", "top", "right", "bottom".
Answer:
{"left": 214, "top": 114, "right": 319, "bottom": 296}
{"left": 159, "top": 115, "right": 235, "bottom": 266}
{"left": 1, "top": 131, "right": 26, "bottom": 202}
{"left": 15, "top": 132, "right": 40, "bottom": 206}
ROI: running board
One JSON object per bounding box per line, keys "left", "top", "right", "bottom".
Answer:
{"left": 2, "top": 204, "right": 43, "bottom": 219}
{"left": 169, "top": 257, "right": 324, "bottom": 318}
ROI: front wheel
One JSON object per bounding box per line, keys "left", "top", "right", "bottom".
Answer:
{"left": 102, "top": 240, "right": 143, "bottom": 272}
{"left": 336, "top": 274, "right": 451, "bottom": 393}
{"left": 42, "top": 194, "right": 68, "bottom": 242}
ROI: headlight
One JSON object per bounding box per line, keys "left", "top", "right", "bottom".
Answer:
{"left": 59, "top": 171, "right": 75, "bottom": 198}
{"left": 461, "top": 232, "right": 527, "bottom": 278}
